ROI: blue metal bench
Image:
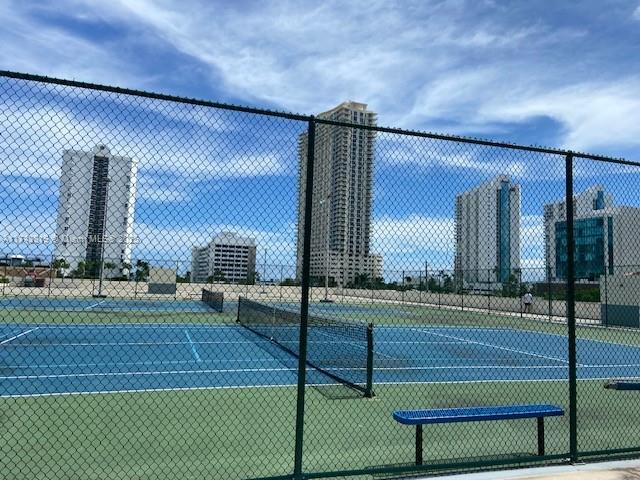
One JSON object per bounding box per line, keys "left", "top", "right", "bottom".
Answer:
{"left": 393, "top": 404, "right": 564, "bottom": 465}
{"left": 605, "top": 381, "right": 640, "bottom": 390}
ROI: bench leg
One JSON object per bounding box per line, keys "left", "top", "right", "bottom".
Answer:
{"left": 416, "top": 425, "right": 423, "bottom": 465}
{"left": 537, "top": 417, "right": 545, "bottom": 456}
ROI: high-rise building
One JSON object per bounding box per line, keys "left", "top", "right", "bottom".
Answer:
{"left": 191, "top": 232, "right": 257, "bottom": 284}
{"left": 295, "top": 101, "right": 382, "bottom": 286}
{"left": 54, "top": 145, "right": 137, "bottom": 277}
{"left": 454, "top": 175, "right": 521, "bottom": 289}
{"left": 544, "top": 185, "right": 640, "bottom": 280}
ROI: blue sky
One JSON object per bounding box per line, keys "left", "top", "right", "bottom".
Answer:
{"left": 1, "top": 0, "right": 640, "bottom": 280}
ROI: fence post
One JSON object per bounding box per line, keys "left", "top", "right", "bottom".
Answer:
{"left": 548, "top": 266, "right": 552, "bottom": 321}
{"left": 487, "top": 268, "right": 491, "bottom": 313}
{"left": 566, "top": 151, "right": 578, "bottom": 463}
{"left": 519, "top": 269, "right": 523, "bottom": 318}
{"left": 603, "top": 269, "right": 608, "bottom": 326}
{"left": 293, "top": 117, "right": 315, "bottom": 479}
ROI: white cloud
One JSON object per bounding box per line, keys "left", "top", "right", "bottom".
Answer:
{"left": 634, "top": 5, "right": 640, "bottom": 20}
{"left": 2, "top": 0, "right": 638, "bottom": 157}
{"left": 484, "top": 79, "right": 640, "bottom": 151}
{"left": 0, "top": 99, "right": 294, "bottom": 182}
{"left": 0, "top": 1, "right": 149, "bottom": 87}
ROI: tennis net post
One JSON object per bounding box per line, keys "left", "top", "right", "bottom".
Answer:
{"left": 365, "top": 322, "right": 375, "bottom": 398}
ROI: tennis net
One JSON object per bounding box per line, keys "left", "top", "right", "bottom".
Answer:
{"left": 237, "top": 297, "right": 374, "bottom": 397}
{"left": 201, "top": 289, "right": 224, "bottom": 312}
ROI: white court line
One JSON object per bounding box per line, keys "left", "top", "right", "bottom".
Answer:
{"left": 2, "top": 376, "right": 631, "bottom": 399}
{"left": 0, "top": 366, "right": 298, "bottom": 380}
{"left": 580, "top": 363, "right": 640, "bottom": 368}
{"left": 0, "top": 327, "right": 40, "bottom": 345}
{"left": 0, "top": 322, "right": 237, "bottom": 329}
{"left": 0, "top": 329, "right": 25, "bottom": 342}
{"left": 377, "top": 340, "right": 468, "bottom": 344}
{"left": 1, "top": 339, "right": 383, "bottom": 347}
{"left": 0, "top": 363, "right": 572, "bottom": 381}
{"left": 184, "top": 330, "right": 201, "bottom": 362}
{"left": 410, "top": 327, "right": 577, "bottom": 366}
{"left": 3, "top": 357, "right": 284, "bottom": 370}
{"left": 84, "top": 300, "right": 107, "bottom": 310}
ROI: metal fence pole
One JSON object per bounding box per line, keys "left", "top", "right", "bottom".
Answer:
{"left": 566, "top": 152, "right": 578, "bottom": 463}
{"left": 548, "top": 266, "right": 552, "bottom": 321}
{"left": 487, "top": 268, "right": 491, "bottom": 313}
{"left": 519, "top": 269, "right": 523, "bottom": 318}
{"left": 603, "top": 269, "right": 608, "bottom": 326}
{"left": 293, "top": 117, "right": 315, "bottom": 479}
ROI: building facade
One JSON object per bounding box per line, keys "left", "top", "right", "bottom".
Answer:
{"left": 191, "top": 232, "right": 257, "bottom": 284}
{"left": 544, "top": 186, "right": 640, "bottom": 280}
{"left": 295, "top": 101, "right": 382, "bottom": 286}
{"left": 54, "top": 145, "right": 137, "bottom": 278}
{"left": 454, "top": 175, "right": 521, "bottom": 289}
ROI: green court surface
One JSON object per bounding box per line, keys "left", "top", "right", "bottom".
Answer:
{"left": 3, "top": 381, "right": 640, "bottom": 479}
{"left": 2, "top": 300, "right": 640, "bottom": 478}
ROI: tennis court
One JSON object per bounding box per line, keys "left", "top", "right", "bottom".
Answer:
{"left": 3, "top": 310, "right": 640, "bottom": 397}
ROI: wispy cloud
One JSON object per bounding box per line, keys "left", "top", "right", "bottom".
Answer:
{"left": 2, "top": 0, "right": 639, "bottom": 156}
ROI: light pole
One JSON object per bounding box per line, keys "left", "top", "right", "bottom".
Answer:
{"left": 260, "top": 249, "right": 267, "bottom": 294}
{"left": 320, "top": 194, "right": 333, "bottom": 303}
{"left": 93, "top": 178, "right": 110, "bottom": 298}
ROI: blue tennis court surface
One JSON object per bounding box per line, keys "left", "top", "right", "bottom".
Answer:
{"left": 2, "top": 322, "right": 640, "bottom": 397}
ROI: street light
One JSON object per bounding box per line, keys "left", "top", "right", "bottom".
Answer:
{"left": 320, "top": 194, "right": 333, "bottom": 303}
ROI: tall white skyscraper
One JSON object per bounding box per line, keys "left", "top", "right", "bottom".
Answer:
{"left": 54, "top": 145, "right": 137, "bottom": 277}
{"left": 296, "top": 101, "right": 382, "bottom": 286}
{"left": 454, "top": 175, "right": 521, "bottom": 289}
{"left": 191, "top": 232, "right": 257, "bottom": 284}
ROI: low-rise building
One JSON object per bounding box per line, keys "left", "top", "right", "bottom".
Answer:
{"left": 191, "top": 232, "right": 257, "bottom": 284}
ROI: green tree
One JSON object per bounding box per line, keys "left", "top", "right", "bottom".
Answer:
{"left": 209, "top": 269, "right": 226, "bottom": 283}
{"left": 502, "top": 273, "right": 519, "bottom": 297}
{"left": 176, "top": 271, "right": 191, "bottom": 283}
{"left": 442, "top": 274, "right": 454, "bottom": 293}
{"left": 135, "top": 260, "right": 150, "bottom": 282}
{"left": 52, "top": 258, "right": 70, "bottom": 270}
{"left": 71, "top": 261, "right": 86, "bottom": 278}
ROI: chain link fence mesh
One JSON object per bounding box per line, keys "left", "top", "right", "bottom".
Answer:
{"left": 1, "top": 71, "right": 640, "bottom": 479}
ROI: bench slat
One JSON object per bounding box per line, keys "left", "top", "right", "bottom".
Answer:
{"left": 605, "top": 381, "right": 640, "bottom": 390}
{"left": 393, "top": 404, "right": 564, "bottom": 425}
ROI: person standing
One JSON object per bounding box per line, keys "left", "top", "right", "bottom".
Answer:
{"left": 523, "top": 291, "right": 533, "bottom": 314}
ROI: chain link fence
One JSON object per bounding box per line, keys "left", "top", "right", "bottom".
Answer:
{"left": 1, "top": 70, "right": 640, "bottom": 479}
